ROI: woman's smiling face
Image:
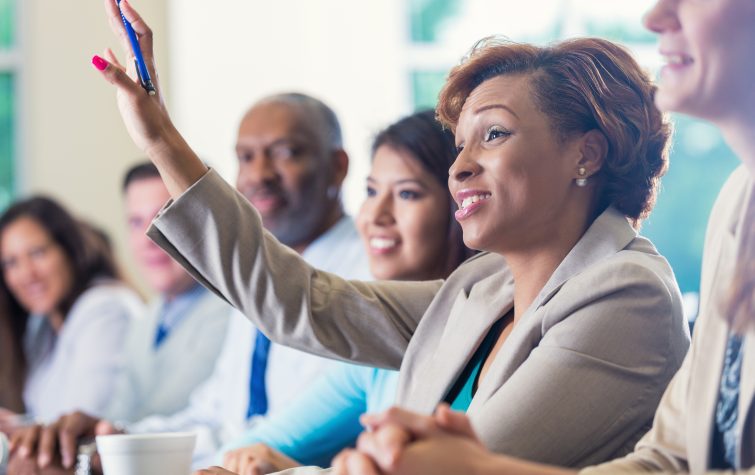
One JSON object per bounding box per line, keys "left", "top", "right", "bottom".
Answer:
{"left": 357, "top": 144, "right": 451, "bottom": 281}
{"left": 449, "top": 74, "right": 586, "bottom": 254}
{"left": 644, "top": 0, "right": 755, "bottom": 121}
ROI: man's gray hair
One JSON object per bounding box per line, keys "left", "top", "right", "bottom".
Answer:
{"left": 259, "top": 92, "right": 343, "bottom": 150}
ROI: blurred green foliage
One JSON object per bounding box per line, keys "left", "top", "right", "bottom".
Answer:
{"left": 410, "top": 0, "right": 461, "bottom": 43}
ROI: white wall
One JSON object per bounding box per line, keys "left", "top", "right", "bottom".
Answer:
{"left": 167, "top": 0, "right": 412, "bottom": 216}
{"left": 19, "top": 0, "right": 169, "bottom": 295}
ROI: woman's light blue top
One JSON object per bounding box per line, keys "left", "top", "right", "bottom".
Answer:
{"left": 220, "top": 364, "right": 399, "bottom": 467}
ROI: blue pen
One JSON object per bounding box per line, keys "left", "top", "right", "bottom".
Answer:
{"left": 116, "top": 0, "right": 156, "bottom": 95}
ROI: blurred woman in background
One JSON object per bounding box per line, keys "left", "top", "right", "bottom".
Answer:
{"left": 0, "top": 196, "right": 143, "bottom": 428}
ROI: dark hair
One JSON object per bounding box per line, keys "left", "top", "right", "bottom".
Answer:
{"left": 123, "top": 161, "right": 161, "bottom": 192}
{"left": 372, "top": 110, "right": 475, "bottom": 276}
{"left": 0, "top": 196, "right": 122, "bottom": 411}
{"left": 438, "top": 37, "right": 671, "bottom": 228}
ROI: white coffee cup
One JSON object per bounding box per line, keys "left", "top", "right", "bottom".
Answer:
{"left": 95, "top": 432, "right": 196, "bottom": 475}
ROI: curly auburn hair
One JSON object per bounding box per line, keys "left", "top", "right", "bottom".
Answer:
{"left": 437, "top": 37, "right": 672, "bottom": 227}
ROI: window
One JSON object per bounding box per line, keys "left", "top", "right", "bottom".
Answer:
{"left": 0, "top": 0, "right": 17, "bottom": 209}
{"left": 407, "top": 0, "right": 738, "bottom": 320}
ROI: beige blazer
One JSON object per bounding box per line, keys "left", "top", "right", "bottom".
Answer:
{"left": 584, "top": 166, "right": 755, "bottom": 474}
{"left": 148, "top": 170, "right": 690, "bottom": 467}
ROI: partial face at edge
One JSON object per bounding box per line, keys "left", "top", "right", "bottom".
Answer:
{"left": 644, "top": 0, "right": 755, "bottom": 120}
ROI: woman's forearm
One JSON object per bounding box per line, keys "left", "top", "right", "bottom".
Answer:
{"left": 143, "top": 122, "right": 208, "bottom": 199}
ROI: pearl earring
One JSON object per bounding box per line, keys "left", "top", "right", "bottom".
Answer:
{"left": 576, "top": 167, "right": 588, "bottom": 187}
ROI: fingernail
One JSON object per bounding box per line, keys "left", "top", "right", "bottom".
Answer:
{"left": 38, "top": 454, "right": 50, "bottom": 467}
{"left": 62, "top": 453, "right": 73, "bottom": 469}
{"left": 18, "top": 446, "right": 28, "bottom": 457}
{"left": 92, "top": 55, "right": 108, "bottom": 71}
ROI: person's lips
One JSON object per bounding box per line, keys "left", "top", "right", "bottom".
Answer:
{"left": 455, "top": 189, "right": 492, "bottom": 221}
{"left": 243, "top": 188, "right": 287, "bottom": 215}
{"left": 21, "top": 281, "right": 48, "bottom": 301}
{"left": 659, "top": 50, "right": 694, "bottom": 78}
{"left": 368, "top": 236, "right": 400, "bottom": 255}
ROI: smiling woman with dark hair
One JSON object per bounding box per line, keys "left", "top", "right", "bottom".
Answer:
{"left": 0, "top": 196, "right": 143, "bottom": 427}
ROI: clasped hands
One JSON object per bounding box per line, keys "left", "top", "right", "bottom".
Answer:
{"left": 329, "top": 403, "right": 487, "bottom": 475}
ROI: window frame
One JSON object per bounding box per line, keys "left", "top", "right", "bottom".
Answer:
{"left": 0, "top": 0, "right": 24, "bottom": 202}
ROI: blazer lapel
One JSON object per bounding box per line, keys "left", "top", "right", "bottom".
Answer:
{"left": 689, "top": 308, "right": 728, "bottom": 472}
{"left": 537, "top": 207, "right": 637, "bottom": 307}
{"left": 688, "top": 200, "right": 743, "bottom": 472}
{"left": 735, "top": 184, "right": 755, "bottom": 468}
{"left": 471, "top": 207, "right": 637, "bottom": 409}
{"left": 414, "top": 270, "right": 515, "bottom": 412}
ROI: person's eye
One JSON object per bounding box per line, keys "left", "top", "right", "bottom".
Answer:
{"left": 366, "top": 185, "right": 377, "bottom": 197}
{"left": 270, "top": 145, "right": 298, "bottom": 161}
{"left": 30, "top": 246, "right": 48, "bottom": 259}
{"left": 398, "top": 190, "right": 421, "bottom": 200}
{"left": 455, "top": 144, "right": 464, "bottom": 155}
{"left": 237, "top": 152, "right": 253, "bottom": 163}
{"left": 484, "top": 126, "right": 511, "bottom": 142}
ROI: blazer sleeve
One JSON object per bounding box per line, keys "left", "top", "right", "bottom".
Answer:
{"left": 578, "top": 351, "right": 692, "bottom": 473}
{"left": 147, "top": 169, "right": 441, "bottom": 369}
{"left": 472, "top": 259, "right": 689, "bottom": 467}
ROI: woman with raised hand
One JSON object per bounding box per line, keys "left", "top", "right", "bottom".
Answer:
{"left": 217, "top": 110, "right": 472, "bottom": 475}
{"left": 0, "top": 197, "right": 143, "bottom": 429}
{"left": 94, "top": 0, "right": 689, "bottom": 470}
{"left": 332, "top": 0, "right": 755, "bottom": 474}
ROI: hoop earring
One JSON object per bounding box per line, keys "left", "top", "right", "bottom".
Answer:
{"left": 575, "top": 167, "right": 588, "bottom": 187}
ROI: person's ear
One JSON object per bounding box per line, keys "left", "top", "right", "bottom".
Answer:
{"left": 330, "top": 149, "right": 349, "bottom": 188}
{"left": 574, "top": 129, "right": 607, "bottom": 183}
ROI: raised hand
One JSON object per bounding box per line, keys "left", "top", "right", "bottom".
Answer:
{"left": 94, "top": 0, "right": 207, "bottom": 198}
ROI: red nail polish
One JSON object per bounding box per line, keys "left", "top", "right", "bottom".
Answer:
{"left": 92, "top": 55, "right": 108, "bottom": 71}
